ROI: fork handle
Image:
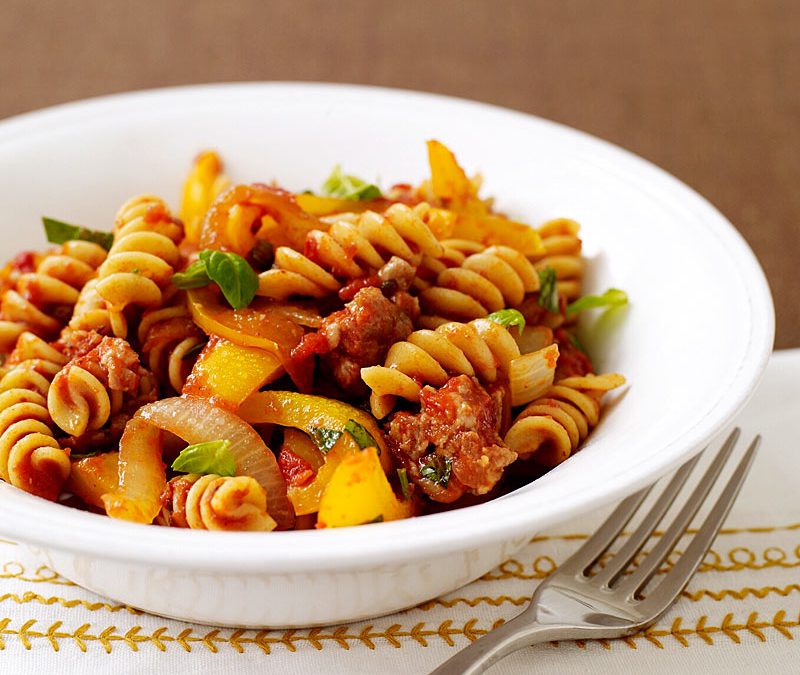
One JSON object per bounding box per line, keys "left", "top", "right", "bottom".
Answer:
{"left": 429, "top": 617, "right": 573, "bottom": 675}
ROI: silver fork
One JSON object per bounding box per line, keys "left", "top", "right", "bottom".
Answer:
{"left": 431, "top": 428, "right": 759, "bottom": 674}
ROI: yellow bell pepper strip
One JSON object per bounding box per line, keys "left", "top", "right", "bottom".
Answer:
{"left": 239, "top": 391, "right": 391, "bottom": 470}
{"left": 187, "top": 286, "right": 305, "bottom": 353}
{"left": 239, "top": 391, "right": 394, "bottom": 515}
{"left": 187, "top": 286, "right": 315, "bottom": 390}
{"left": 180, "top": 151, "right": 230, "bottom": 245}
{"left": 182, "top": 336, "right": 284, "bottom": 410}
{"left": 295, "top": 193, "right": 392, "bottom": 216}
{"left": 277, "top": 428, "right": 326, "bottom": 515}
{"left": 427, "top": 139, "right": 483, "bottom": 212}
{"left": 317, "top": 447, "right": 413, "bottom": 528}
{"left": 285, "top": 440, "right": 348, "bottom": 516}
{"left": 451, "top": 214, "right": 544, "bottom": 256}
{"left": 426, "top": 140, "right": 544, "bottom": 256}
{"left": 65, "top": 451, "right": 120, "bottom": 510}
{"left": 198, "top": 184, "right": 325, "bottom": 255}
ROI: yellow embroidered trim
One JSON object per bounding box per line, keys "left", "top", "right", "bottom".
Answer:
{"left": 0, "top": 540, "right": 18, "bottom": 547}
{"left": 0, "top": 561, "right": 76, "bottom": 586}
{"left": 419, "top": 595, "right": 529, "bottom": 610}
{"left": 0, "top": 618, "right": 507, "bottom": 653}
{"left": 0, "top": 591, "right": 139, "bottom": 615}
{"left": 684, "top": 584, "right": 800, "bottom": 602}
{"left": 529, "top": 521, "right": 800, "bottom": 544}
{"left": 419, "top": 583, "right": 800, "bottom": 611}
{"left": 581, "top": 611, "right": 800, "bottom": 650}
{"left": 482, "top": 544, "right": 800, "bottom": 581}
{"left": 0, "top": 611, "right": 797, "bottom": 653}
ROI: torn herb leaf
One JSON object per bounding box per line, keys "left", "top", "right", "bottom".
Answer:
{"left": 311, "top": 428, "right": 343, "bottom": 454}
{"left": 42, "top": 217, "right": 114, "bottom": 251}
{"left": 420, "top": 454, "right": 452, "bottom": 487}
{"left": 321, "top": 165, "right": 382, "bottom": 200}
{"left": 487, "top": 308, "right": 526, "bottom": 335}
{"left": 537, "top": 267, "right": 560, "bottom": 314}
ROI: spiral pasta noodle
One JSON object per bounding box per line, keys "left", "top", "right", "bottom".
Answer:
{"left": 361, "top": 317, "right": 521, "bottom": 418}
{"left": 68, "top": 278, "right": 113, "bottom": 334}
{"left": 47, "top": 365, "right": 117, "bottom": 437}
{"left": 0, "top": 332, "right": 70, "bottom": 500}
{"left": 504, "top": 373, "right": 625, "bottom": 466}
{"left": 0, "top": 143, "right": 629, "bottom": 529}
{"left": 95, "top": 195, "right": 183, "bottom": 338}
{"left": 256, "top": 203, "right": 444, "bottom": 300}
{"left": 531, "top": 218, "right": 583, "bottom": 301}
{"left": 0, "top": 241, "right": 107, "bottom": 352}
{"left": 137, "top": 293, "right": 205, "bottom": 393}
{"left": 47, "top": 336, "right": 156, "bottom": 437}
{"left": 157, "top": 473, "right": 276, "bottom": 531}
{"left": 418, "top": 244, "right": 539, "bottom": 326}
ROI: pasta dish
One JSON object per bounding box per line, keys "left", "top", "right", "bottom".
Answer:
{"left": 0, "top": 141, "right": 626, "bottom": 531}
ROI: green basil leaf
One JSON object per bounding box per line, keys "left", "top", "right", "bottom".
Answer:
{"left": 171, "top": 440, "right": 236, "bottom": 477}
{"left": 42, "top": 217, "right": 114, "bottom": 251}
{"left": 566, "top": 288, "right": 628, "bottom": 316}
{"left": 310, "top": 428, "right": 343, "bottom": 454}
{"left": 537, "top": 267, "right": 560, "bottom": 314}
{"left": 171, "top": 260, "right": 211, "bottom": 289}
{"left": 397, "top": 468, "right": 411, "bottom": 500}
{"left": 344, "top": 419, "right": 378, "bottom": 451}
{"left": 198, "top": 250, "right": 259, "bottom": 310}
{"left": 321, "top": 165, "right": 382, "bottom": 201}
{"left": 487, "top": 308, "right": 526, "bottom": 335}
{"left": 419, "top": 454, "right": 452, "bottom": 487}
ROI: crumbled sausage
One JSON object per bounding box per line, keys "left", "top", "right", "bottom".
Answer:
{"left": 292, "top": 287, "right": 416, "bottom": 392}
{"left": 387, "top": 375, "right": 517, "bottom": 503}
{"left": 70, "top": 336, "right": 144, "bottom": 392}
{"left": 53, "top": 329, "right": 105, "bottom": 361}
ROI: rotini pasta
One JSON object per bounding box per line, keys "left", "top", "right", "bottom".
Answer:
{"left": 138, "top": 292, "right": 205, "bottom": 393}
{"left": 157, "top": 473, "right": 276, "bottom": 531}
{"left": 361, "top": 317, "right": 522, "bottom": 418}
{"left": 418, "top": 244, "right": 540, "bottom": 326}
{"left": 95, "top": 196, "right": 183, "bottom": 337}
{"left": 47, "top": 336, "right": 155, "bottom": 437}
{"left": 0, "top": 332, "right": 70, "bottom": 500}
{"left": 0, "top": 141, "right": 626, "bottom": 528}
{"left": 256, "top": 203, "right": 444, "bottom": 300}
{"left": 68, "top": 278, "right": 113, "bottom": 334}
{"left": 504, "top": 373, "right": 625, "bottom": 466}
{"left": 0, "top": 241, "right": 107, "bottom": 351}
{"left": 531, "top": 218, "right": 583, "bottom": 301}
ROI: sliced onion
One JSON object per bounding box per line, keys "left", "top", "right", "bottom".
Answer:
{"left": 102, "top": 418, "right": 165, "bottom": 524}
{"left": 137, "top": 396, "right": 294, "bottom": 530}
{"left": 509, "top": 343, "right": 559, "bottom": 407}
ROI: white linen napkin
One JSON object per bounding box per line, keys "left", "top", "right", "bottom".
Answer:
{"left": 1, "top": 350, "right": 798, "bottom": 674}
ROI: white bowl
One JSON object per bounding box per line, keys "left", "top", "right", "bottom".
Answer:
{"left": 0, "top": 83, "right": 773, "bottom": 627}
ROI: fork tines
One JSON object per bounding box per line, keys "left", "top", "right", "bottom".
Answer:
{"left": 561, "top": 428, "right": 760, "bottom": 608}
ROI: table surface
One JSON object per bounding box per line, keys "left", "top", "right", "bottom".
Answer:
{"left": 2, "top": 0, "right": 797, "bottom": 347}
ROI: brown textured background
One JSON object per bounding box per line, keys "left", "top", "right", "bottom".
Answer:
{"left": 1, "top": 0, "right": 797, "bottom": 346}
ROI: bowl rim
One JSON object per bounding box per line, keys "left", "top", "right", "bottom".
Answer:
{"left": 0, "top": 82, "right": 775, "bottom": 572}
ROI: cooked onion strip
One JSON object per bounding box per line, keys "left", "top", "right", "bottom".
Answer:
{"left": 136, "top": 396, "right": 294, "bottom": 529}
{"left": 102, "top": 419, "right": 165, "bottom": 524}
{"left": 508, "top": 343, "right": 559, "bottom": 407}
